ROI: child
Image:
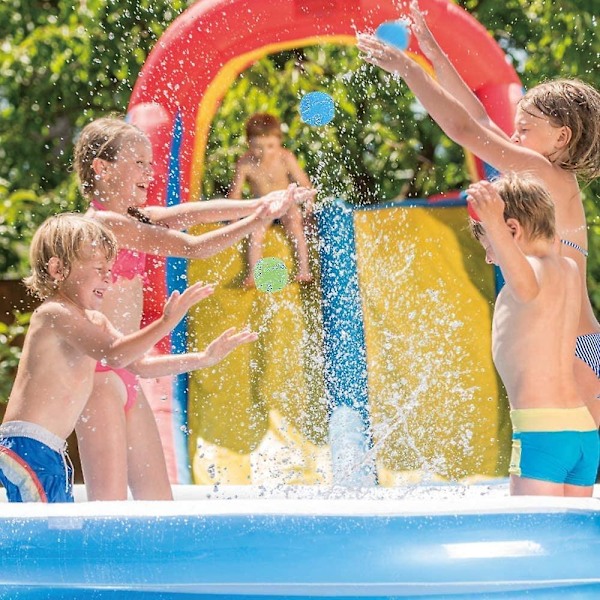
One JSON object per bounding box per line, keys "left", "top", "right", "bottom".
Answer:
{"left": 467, "top": 174, "right": 598, "bottom": 496}
{"left": 73, "top": 116, "right": 314, "bottom": 501}
{"left": 229, "top": 113, "right": 315, "bottom": 287}
{"left": 357, "top": 2, "right": 600, "bottom": 425}
{"left": 0, "top": 214, "right": 257, "bottom": 502}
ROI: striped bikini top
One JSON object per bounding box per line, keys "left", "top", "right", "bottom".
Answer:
{"left": 561, "top": 239, "right": 588, "bottom": 258}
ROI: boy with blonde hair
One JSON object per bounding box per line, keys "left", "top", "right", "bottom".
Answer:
{"left": 467, "top": 174, "right": 598, "bottom": 496}
{"left": 0, "top": 214, "right": 256, "bottom": 502}
{"left": 229, "top": 113, "right": 315, "bottom": 287}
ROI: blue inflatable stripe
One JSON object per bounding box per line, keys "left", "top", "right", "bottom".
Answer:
{"left": 316, "top": 199, "right": 371, "bottom": 433}
{"left": 165, "top": 111, "right": 192, "bottom": 484}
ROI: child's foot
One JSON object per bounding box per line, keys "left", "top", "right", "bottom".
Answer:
{"left": 296, "top": 272, "right": 314, "bottom": 284}
{"left": 243, "top": 274, "right": 256, "bottom": 288}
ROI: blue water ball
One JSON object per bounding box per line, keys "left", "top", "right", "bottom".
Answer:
{"left": 299, "top": 91, "right": 335, "bottom": 127}
{"left": 375, "top": 20, "right": 411, "bottom": 51}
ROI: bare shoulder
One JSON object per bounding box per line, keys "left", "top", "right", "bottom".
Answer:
{"left": 32, "top": 299, "right": 71, "bottom": 322}
{"left": 88, "top": 208, "right": 134, "bottom": 233}
{"left": 562, "top": 255, "right": 580, "bottom": 279}
{"left": 281, "top": 148, "right": 299, "bottom": 163}
{"left": 236, "top": 152, "right": 253, "bottom": 168}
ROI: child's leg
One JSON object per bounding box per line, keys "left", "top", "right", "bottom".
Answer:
{"left": 244, "top": 223, "right": 269, "bottom": 287}
{"left": 76, "top": 373, "right": 129, "bottom": 500}
{"left": 509, "top": 474, "right": 565, "bottom": 496}
{"left": 563, "top": 483, "right": 594, "bottom": 497}
{"left": 280, "top": 204, "right": 312, "bottom": 282}
{"left": 125, "top": 388, "right": 172, "bottom": 500}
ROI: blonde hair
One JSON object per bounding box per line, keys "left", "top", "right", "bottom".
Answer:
{"left": 470, "top": 173, "right": 556, "bottom": 241}
{"left": 520, "top": 79, "right": 600, "bottom": 179}
{"left": 73, "top": 117, "right": 148, "bottom": 198}
{"left": 25, "top": 213, "right": 118, "bottom": 300}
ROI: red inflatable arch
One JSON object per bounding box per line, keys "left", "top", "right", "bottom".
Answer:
{"left": 129, "top": 0, "right": 521, "bottom": 205}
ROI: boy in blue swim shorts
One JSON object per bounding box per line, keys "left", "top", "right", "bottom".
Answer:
{"left": 467, "top": 174, "right": 598, "bottom": 496}
{"left": 0, "top": 214, "right": 257, "bottom": 502}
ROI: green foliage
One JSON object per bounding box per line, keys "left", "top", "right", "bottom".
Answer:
{"left": 0, "top": 0, "right": 188, "bottom": 277}
{"left": 0, "top": 311, "right": 30, "bottom": 401}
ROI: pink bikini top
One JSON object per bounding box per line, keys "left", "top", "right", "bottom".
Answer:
{"left": 90, "top": 200, "right": 147, "bottom": 283}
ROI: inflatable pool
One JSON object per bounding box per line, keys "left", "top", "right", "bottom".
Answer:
{"left": 1, "top": 484, "right": 599, "bottom": 599}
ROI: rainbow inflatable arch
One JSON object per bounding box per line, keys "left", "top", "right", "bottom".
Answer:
{"left": 128, "top": 0, "right": 523, "bottom": 485}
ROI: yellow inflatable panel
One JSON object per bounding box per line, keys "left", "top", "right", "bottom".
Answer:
{"left": 187, "top": 223, "right": 329, "bottom": 485}
{"left": 353, "top": 205, "right": 510, "bottom": 483}
{"left": 186, "top": 206, "right": 510, "bottom": 485}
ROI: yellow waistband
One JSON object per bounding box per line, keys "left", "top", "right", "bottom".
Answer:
{"left": 510, "top": 407, "right": 596, "bottom": 433}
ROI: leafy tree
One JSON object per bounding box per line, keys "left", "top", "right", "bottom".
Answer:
{"left": 0, "top": 0, "right": 187, "bottom": 275}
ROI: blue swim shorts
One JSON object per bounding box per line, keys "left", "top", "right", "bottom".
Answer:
{"left": 0, "top": 421, "right": 74, "bottom": 503}
{"left": 509, "top": 407, "right": 599, "bottom": 487}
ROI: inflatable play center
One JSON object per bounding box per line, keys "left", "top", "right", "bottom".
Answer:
{"left": 129, "top": 0, "right": 522, "bottom": 488}
{"left": 1, "top": 1, "right": 599, "bottom": 599}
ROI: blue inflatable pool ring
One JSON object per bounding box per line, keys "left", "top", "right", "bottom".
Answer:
{"left": 299, "top": 91, "right": 335, "bottom": 126}
{"left": 375, "top": 20, "right": 411, "bottom": 51}
{"left": 0, "top": 489, "right": 599, "bottom": 599}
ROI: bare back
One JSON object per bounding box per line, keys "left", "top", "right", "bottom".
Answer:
{"left": 3, "top": 301, "right": 103, "bottom": 439}
{"left": 541, "top": 166, "right": 597, "bottom": 335}
{"left": 492, "top": 254, "right": 582, "bottom": 409}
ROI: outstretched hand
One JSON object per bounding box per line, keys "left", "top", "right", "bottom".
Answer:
{"left": 262, "top": 185, "right": 295, "bottom": 219}
{"left": 201, "top": 326, "right": 258, "bottom": 367}
{"left": 162, "top": 282, "right": 215, "bottom": 326}
{"left": 409, "top": 0, "right": 437, "bottom": 60}
{"left": 356, "top": 33, "right": 413, "bottom": 77}
{"left": 294, "top": 186, "right": 317, "bottom": 215}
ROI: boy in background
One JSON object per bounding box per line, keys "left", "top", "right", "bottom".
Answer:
{"left": 229, "top": 113, "right": 315, "bottom": 287}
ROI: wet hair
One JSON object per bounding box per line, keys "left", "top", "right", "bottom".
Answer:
{"left": 73, "top": 117, "right": 148, "bottom": 198}
{"left": 24, "top": 213, "right": 118, "bottom": 300}
{"left": 245, "top": 113, "right": 282, "bottom": 140}
{"left": 520, "top": 79, "right": 600, "bottom": 179}
{"left": 469, "top": 173, "right": 556, "bottom": 242}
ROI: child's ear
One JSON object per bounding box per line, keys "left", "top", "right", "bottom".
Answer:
{"left": 92, "top": 157, "right": 109, "bottom": 177}
{"left": 47, "top": 257, "right": 65, "bottom": 281}
{"left": 505, "top": 218, "right": 521, "bottom": 238}
{"left": 556, "top": 125, "right": 572, "bottom": 149}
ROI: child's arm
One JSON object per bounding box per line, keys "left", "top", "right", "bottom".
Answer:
{"left": 285, "top": 151, "right": 313, "bottom": 189}
{"left": 52, "top": 283, "right": 215, "bottom": 367}
{"left": 356, "top": 35, "right": 553, "bottom": 178}
{"left": 228, "top": 160, "right": 249, "bottom": 200}
{"left": 284, "top": 151, "right": 316, "bottom": 214}
{"left": 144, "top": 198, "right": 265, "bottom": 229}
{"left": 467, "top": 181, "right": 541, "bottom": 302}
{"left": 127, "top": 327, "right": 258, "bottom": 378}
{"left": 409, "top": 1, "right": 509, "bottom": 139}
{"left": 92, "top": 190, "right": 294, "bottom": 261}
{"left": 144, "top": 159, "right": 262, "bottom": 228}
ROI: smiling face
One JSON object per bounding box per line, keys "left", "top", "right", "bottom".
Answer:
{"left": 101, "top": 135, "right": 154, "bottom": 207}
{"left": 57, "top": 250, "right": 114, "bottom": 312}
